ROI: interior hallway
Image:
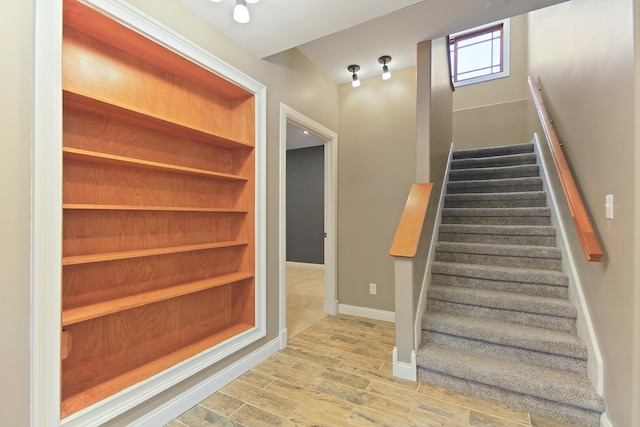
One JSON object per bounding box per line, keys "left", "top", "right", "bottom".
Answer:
{"left": 166, "top": 265, "right": 577, "bottom": 426}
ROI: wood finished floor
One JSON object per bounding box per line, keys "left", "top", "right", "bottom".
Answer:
{"left": 167, "top": 265, "right": 577, "bottom": 427}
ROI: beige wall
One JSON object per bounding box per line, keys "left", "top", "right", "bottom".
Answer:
{"left": 453, "top": 14, "right": 530, "bottom": 149}
{"left": 528, "top": 0, "right": 637, "bottom": 425}
{"left": 1, "top": 1, "right": 34, "bottom": 424}
{"left": 338, "top": 67, "right": 417, "bottom": 312}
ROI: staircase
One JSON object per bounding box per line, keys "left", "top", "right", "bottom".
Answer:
{"left": 416, "top": 143, "right": 605, "bottom": 426}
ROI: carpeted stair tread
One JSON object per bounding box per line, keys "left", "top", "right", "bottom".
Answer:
{"left": 427, "top": 285, "right": 577, "bottom": 319}
{"left": 436, "top": 241, "right": 561, "bottom": 260}
{"left": 447, "top": 176, "right": 543, "bottom": 194}
{"left": 442, "top": 207, "right": 550, "bottom": 218}
{"left": 439, "top": 224, "right": 555, "bottom": 237}
{"left": 451, "top": 152, "right": 537, "bottom": 169}
{"left": 418, "top": 370, "right": 601, "bottom": 427}
{"left": 442, "top": 207, "right": 551, "bottom": 226}
{"left": 449, "top": 164, "right": 540, "bottom": 181}
{"left": 445, "top": 191, "right": 547, "bottom": 208}
{"left": 416, "top": 345, "right": 605, "bottom": 413}
{"left": 439, "top": 224, "right": 556, "bottom": 247}
{"left": 422, "top": 312, "right": 587, "bottom": 360}
{"left": 452, "top": 143, "right": 534, "bottom": 159}
{"left": 431, "top": 261, "right": 569, "bottom": 287}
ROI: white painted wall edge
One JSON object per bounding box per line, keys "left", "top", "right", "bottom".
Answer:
{"left": 414, "top": 142, "right": 455, "bottom": 348}
{"left": 127, "top": 337, "right": 281, "bottom": 426}
{"left": 392, "top": 347, "right": 417, "bottom": 381}
{"left": 533, "top": 134, "right": 603, "bottom": 394}
{"left": 338, "top": 304, "right": 395, "bottom": 323}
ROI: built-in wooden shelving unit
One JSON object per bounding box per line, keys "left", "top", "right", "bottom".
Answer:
{"left": 61, "top": 0, "right": 257, "bottom": 417}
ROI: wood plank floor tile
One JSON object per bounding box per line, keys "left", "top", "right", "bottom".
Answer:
{"left": 198, "top": 392, "right": 244, "bottom": 417}
{"left": 221, "top": 380, "right": 297, "bottom": 419}
{"left": 236, "top": 370, "right": 275, "bottom": 389}
{"left": 230, "top": 403, "right": 297, "bottom": 427}
{"left": 291, "top": 359, "right": 371, "bottom": 390}
{"left": 469, "top": 409, "right": 531, "bottom": 426}
{"left": 177, "top": 404, "right": 243, "bottom": 427}
{"left": 529, "top": 413, "right": 580, "bottom": 427}
{"left": 368, "top": 380, "right": 470, "bottom": 423}
{"left": 418, "top": 382, "right": 531, "bottom": 425}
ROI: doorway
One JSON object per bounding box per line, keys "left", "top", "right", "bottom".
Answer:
{"left": 279, "top": 104, "right": 338, "bottom": 348}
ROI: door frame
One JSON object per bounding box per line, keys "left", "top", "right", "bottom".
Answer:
{"left": 279, "top": 104, "right": 338, "bottom": 348}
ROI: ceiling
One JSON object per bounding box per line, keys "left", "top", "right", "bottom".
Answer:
{"left": 178, "top": 0, "right": 567, "bottom": 85}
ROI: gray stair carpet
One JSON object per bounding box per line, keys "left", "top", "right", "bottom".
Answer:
{"left": 417, "top": 142, "right": 605, "bottom": 426}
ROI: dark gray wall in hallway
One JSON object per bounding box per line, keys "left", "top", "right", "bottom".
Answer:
{"left": 286, "top": 145, "right": 324, "bottom": 264}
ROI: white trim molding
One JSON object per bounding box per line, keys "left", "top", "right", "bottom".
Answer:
{"left": 338, "top": 304, "right": 395, "bottom": 323}
{"left": 392, "top": 347, "right": 417, "bottom": 381}
{"left": 533, "top": 134, "right": 603, "bottom": 394}
{"left": 279, "top": 103, "right": 339, "bottom": 346}
{"left": 127, "top": 338, "right": 280, "bottom": 427}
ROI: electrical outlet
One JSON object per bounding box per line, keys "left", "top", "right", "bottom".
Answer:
{"left": 369, "top": 283, "right": 377, "bottom": 295}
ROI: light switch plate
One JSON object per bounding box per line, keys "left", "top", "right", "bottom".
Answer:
{"left": 605, "top": 194, "right": 614, "bottom": 219}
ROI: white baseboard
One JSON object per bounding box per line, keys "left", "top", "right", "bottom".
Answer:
{"left": 600, "top": 413, "right": 613, "bottom": 427}
{"left": 279, "top": 327, "right": 288, "bottom": 350}
{"left": 285, "top": 261, "right": 325, "bottom": 269}
{"left": 338, "top": 304, "right": 395, "bottom": 323}
{"left": 392, "top": 347, "right": 417, "bottom": 381}
{"left": 128, "top": 337, "right": 281, "bottom": 427}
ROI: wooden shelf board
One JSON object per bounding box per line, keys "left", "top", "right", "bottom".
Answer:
{"left": 63, "top": 147, "right": 248, "bottom": 182}
{"left": 60, "top": 322, "right": 254, "bottom": 418}
{"left": 62, "top": 240, "right": 249, "bottom": 266}
{"left": 62, "top": 272, "right": 254, "bottom": 326}
{"left": 63, "top": 89, "right": 253, "bottom": 149}
{"left": 63, "top": 204, "right": 247, "bottom": 213}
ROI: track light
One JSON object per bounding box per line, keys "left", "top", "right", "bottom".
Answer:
{"left": 348, "top": 65, "right": 360, "bottom": 88}
{"left": 233, "top": 0, "right": 250, "bottom": 23}
{"left": 379, "top": 55, "right": 392, "bottom": 80}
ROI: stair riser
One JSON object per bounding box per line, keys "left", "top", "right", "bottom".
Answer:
{"left": 452, "top": 144, "right": 535, "bottom": 159}
{"left": 435, "top": 251, "right": 562, "bottom": 270}
{"left": 441, "top": 216, "right": 551, "bottom": 226}
{"left": 439, "top": 232, "right": 556, "bottom": 247}
{"left": 449, "top": 167, "right": 540, "bottom": 181}
{"left": 417, "top": 370, "right": 601, "bottom": 427}
{"left": 447, "top": 183, "right": 543, "bottom": 194}
{"left": 451, "top": 155, "right": 537, "bottom": 169}
{"left": 427, "top": 300, "right": 577, "bottom": 332}
{"left": 422, "top": 331, "right": 587, "bottom": 375}
{"left": 431, "top": 273, "right": 569, "bottom": 299}
{"left": 444, "top": 199, "right": 547, "bottom": 208}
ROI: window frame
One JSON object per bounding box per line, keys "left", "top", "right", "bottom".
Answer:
{"left": 449, "top": 18, "right": 511, "bottom": 87}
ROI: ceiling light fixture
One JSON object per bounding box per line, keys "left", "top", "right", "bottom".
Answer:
{"left": 348, "top": 65, "right": 361, "bottom": 87}
{"left": 233, "top": 0, "right": 250, "bottom": 23}
{"left": 378, "top": 55, "right": 392, "bottom": 80}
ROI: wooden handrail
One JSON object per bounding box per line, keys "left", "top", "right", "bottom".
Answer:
{"left": 528, "top": 76, "right": 603, "bottom": 262}
{"left": 390, "top": 183, "right": 433, "bottom": 258}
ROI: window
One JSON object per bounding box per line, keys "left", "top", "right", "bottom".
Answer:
{"left": 449, "top": 19, "right": 510, "bottom": 87}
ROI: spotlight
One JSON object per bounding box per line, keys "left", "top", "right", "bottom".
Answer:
{"left": 378, "top": 55, "right": 392, "bottom": 80}
{"left": 348, "top": 65, "right": 361, "bottom": 88}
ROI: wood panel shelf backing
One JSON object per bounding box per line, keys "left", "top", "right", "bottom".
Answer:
{"left": 61, "top": 0, "right": 257, "bottom": 418}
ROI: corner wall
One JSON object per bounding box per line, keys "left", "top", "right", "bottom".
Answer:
{"left": 1, "top": 1, "right": 33, "bottom": 424}
{"left": 338, "top": 67, "right": 417, "bottom": 313}
{"left": 527, "top": 0, "right": 637, "bottom": 425}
